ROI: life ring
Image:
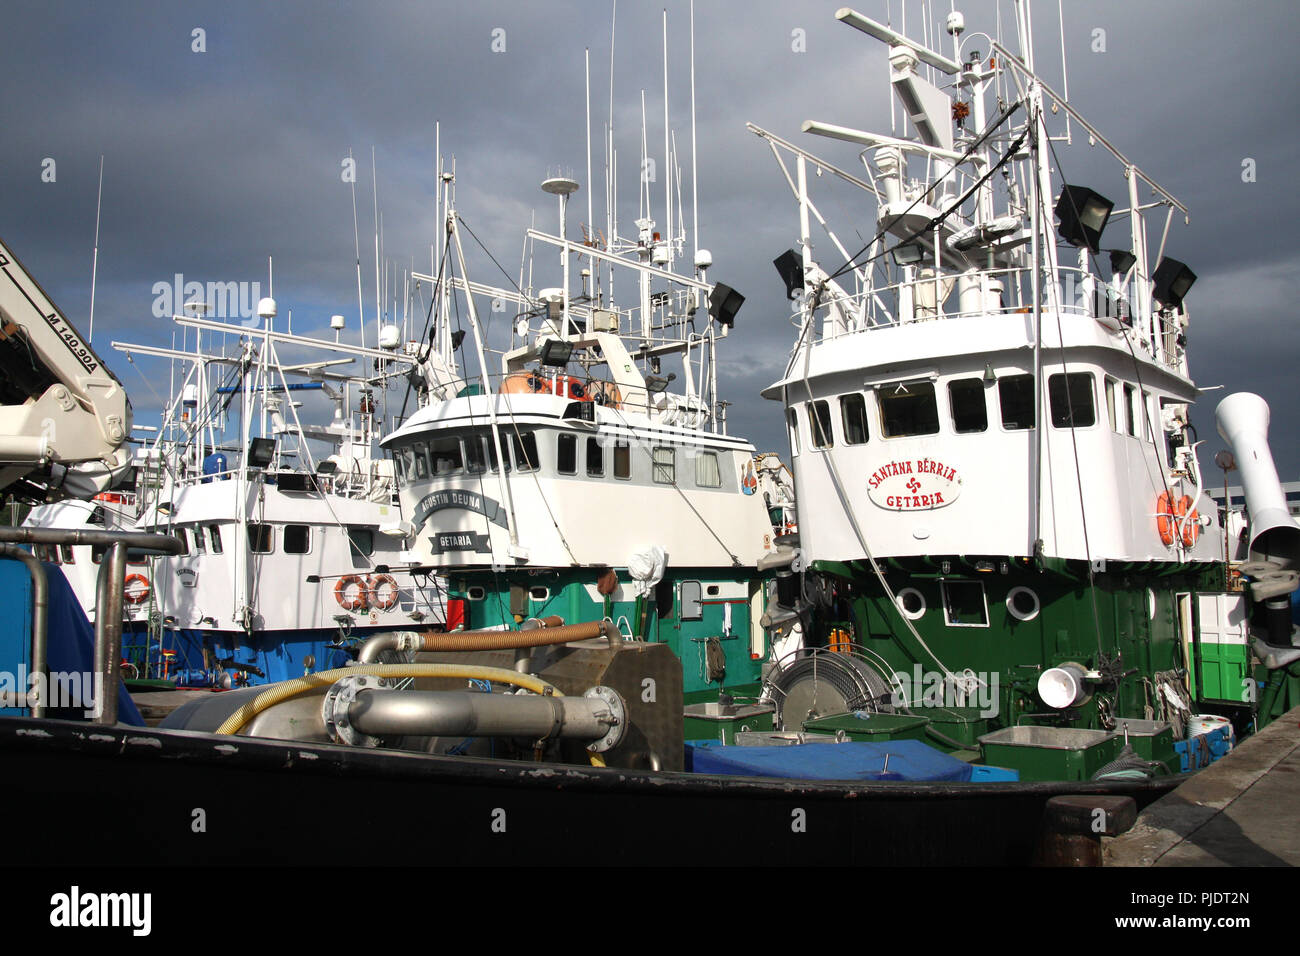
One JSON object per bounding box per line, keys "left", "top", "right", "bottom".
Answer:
{"left": 1157, "top": 493, "right": 1199, "bottom": 548}
{"left": 1156, "top": 492, "right": 1180, "bottom": 546}
{"left": 334, "top": 575, "right": 370, "bottom": 612}
{"left": 368, "top": 573, "right": 400, "bottom": 611}
{"left": 1180, "top": 496, "right": 1200, "bottom": 547}
{"left": 124, "top": 573, "right": 151, "bottom": 604}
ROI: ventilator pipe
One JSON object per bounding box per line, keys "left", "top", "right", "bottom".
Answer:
{"left": 0, "top": 544, "right": 48, "bottom": 718}
{"left": 1216, "top": 392, "right": 1300, "bottom": 568}
{"left": 214, "top": 664, "right": 562, "bottom": 735}
{"left": 345, "top": 688, "right": 617, "bottom": 743}
{"left": 357, "top": 620, "right": 622, "bottom": 663}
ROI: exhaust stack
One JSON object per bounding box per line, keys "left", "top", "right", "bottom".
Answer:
{"left": 1216, "top": 392, "right": 1300, "bottom": 569}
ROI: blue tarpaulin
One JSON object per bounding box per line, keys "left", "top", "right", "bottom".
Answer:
{"left": 685, "top": 739, "right": 975, "bottom": 782}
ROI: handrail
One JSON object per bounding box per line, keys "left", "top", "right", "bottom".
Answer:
{"left": 0, "top": 527, "right": 181, "bottom": 725}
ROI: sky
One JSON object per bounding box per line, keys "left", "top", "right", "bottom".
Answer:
{"left": 2, "top": 0, "right": 1297, "bottom": 482}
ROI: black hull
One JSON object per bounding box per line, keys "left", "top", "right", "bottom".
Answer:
{"left": 0, "top": 717, "right": 1180, "bottom": 866}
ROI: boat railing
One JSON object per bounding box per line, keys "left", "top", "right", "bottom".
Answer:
{"left": 0, "top": 526, "right": 182, "bottom": 725}
{"left": 808, "top": 263, "right": 1185, "bottom": 371}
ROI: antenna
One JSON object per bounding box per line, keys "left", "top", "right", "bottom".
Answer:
{"left": 662, "top": 8, "right": 672, "bottom": 270}
{"left": 585, "top": 48, "right": 594, "bottom": 240}
{"left": 371, "top": 145, "right": 380, "bottom": 352}
{"left": 690, "top": 0, "right": 699, "bottom": 261}
{"left": 639, "top": 90, "right": 648, "bottom": 222}
{"left": 1057, "top": 0, "right": 1072, "bottom": 143}
{"left": 349, "top": 146, "right": 365, "bottom": 343}
{"left": 88, "top": 155, "right": 104, "bottom": 343}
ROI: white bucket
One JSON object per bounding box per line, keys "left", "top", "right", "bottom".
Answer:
{"left": 1188, "top": 714, "right": 1234, "bottom": 748}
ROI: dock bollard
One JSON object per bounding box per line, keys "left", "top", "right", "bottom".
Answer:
{"left": 1032, "top": 795, "right": 1137, "bottom": 866}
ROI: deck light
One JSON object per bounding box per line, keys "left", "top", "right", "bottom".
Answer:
{"left": 773, "top": 250, "right": 804, "bottom": 299}
{"left": 708, "top": 283, "right": 745, "bottom": 327}
{"left": 247, "top": 437, "right": 276, "bottom": 468}
{"left": 891, "top": 242, "right": 925, "bottom": 266}
{"left": 1151, "top": 257, "right": 1197, "bottom": 309}
{"left": 982, "top": 363, "right": 998, "bottom": 384}
{"left": 1055, "top": 185, "right": 1113, "bottom": 253}
{"left": 1106, "top": 248, "right": 1136, "bottom": 277}
{"left": 450, "top": 329, "right": 466, "bottom": 350}
{"left": 315, "top": 460, "right": 338, "bottom": 475}
{"left": 539, "top": 339, "right": 574, "bottom": 367}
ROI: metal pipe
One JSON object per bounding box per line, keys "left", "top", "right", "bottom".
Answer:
{"left": 93, "top": 541, "right": 127, "bottom": 725}
{"left": 357, "top": 620, "right": 622, "bottom": 664}
{"left": 0, "top": 544, "right": 49, "bottom": 717}
{"left": 0, "top": 527, "right": 181, "bottom": 553}
{"left": 347, "top": 689, "right": 614, "bottom": 742}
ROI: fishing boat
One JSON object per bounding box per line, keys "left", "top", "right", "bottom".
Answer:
{"left": 22, "top": 298, "right": 448, "bottom": 687}
{"left": 748, "top": 2, "right": 1300, "bottom": 781}
{"left": 0, "top": 2, "right": 1289, "bottom": 868}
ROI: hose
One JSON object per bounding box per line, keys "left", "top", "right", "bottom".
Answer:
{"left": 358, "top": 620, "right": 620, "bottom": 663}
{"left": 215, "top": 664, "right": 560, "bottom": 736}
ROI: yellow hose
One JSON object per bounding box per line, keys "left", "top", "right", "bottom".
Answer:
{"left": 215, "top": 664, "right": 561, "bottom": 736}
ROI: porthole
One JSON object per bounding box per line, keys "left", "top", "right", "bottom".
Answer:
{"left": 529, "top": 586, "right": 550, "bottom": 601}
{"left": 1006, "top": 586, "right": 1040, "bottom": 622}
{"left": 896, "top": 587, "right": 926, "bottom": 620}
{"left": 1147, "top": 588, "right": 1157, "bottom": 621}
{"left": 466, "top": 586, "right": 486, "bottom": 601}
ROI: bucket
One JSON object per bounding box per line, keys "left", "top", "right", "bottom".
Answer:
{"left": 1188, "top": 714, "right": 1234, "bottom": 748}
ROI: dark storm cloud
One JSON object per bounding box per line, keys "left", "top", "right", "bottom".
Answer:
{"left": 1, "top": 0, "right": 1297, "bottom": 476}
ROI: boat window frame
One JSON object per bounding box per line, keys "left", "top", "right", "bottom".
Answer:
{"left": 283, "top": 523, "right": 311, "bottom": 555}
{"left": 877, "top": 380, "right": 941, "bottom": 439}
{"left": 997, "top": 374, "right": 1036, "bottom": 431}
{"left": 941, "top": 579, "right": 990, "bottom": 628}
{"left": 1048, "top": 371, "right": 1097, "bottom": 429}
{"left": 840, "top": 393, "right": 870, "bottom": 445}
{"left": 947, "top": 377, "right": 989, "bottom": 434}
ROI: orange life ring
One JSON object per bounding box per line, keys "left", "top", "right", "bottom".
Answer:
{"left": 1180, "top": 496, "right": 1200, "bottom": 547}
{"left": 1156, "top": 492, "right": 1179, "bottom": 546}
{"left": 334, "top": 575, "right": 370, "bottom": 612}
{"left": 124, "top": 573, "right": 151, "bottom": 604}
{"left": 368, "top": 573, "right": 400, "bottom": 611}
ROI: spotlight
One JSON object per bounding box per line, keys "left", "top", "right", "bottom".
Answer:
{"left": 1152, "top": 256, "right": 1197, "bottom": 309}
{"left": 247, "top": 437, "right": 276, "bottom": 469}
{"left": 1055, "top": 184, "right": 1113, "bottom": 253}
{"left": 708, "top": 283, "right": 745, "bottom": 327}
{"left": 538, "top": 339, "right": 574, "bottom": 367}
{"left": 772, "top": 250, "right": 804, "bottom": 300}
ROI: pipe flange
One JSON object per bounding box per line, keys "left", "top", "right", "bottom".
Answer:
{"left": 584, "top": 685, "right": 627, "bottom": 754}
{"left": 322, "top": 674, "right": 385, "bottom": 747}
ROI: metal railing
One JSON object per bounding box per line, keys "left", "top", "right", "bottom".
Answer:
{"left": 0, "top": 527, "right": 182, "bottom": 725}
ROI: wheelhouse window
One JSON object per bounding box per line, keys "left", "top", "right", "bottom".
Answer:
{"left": 428, "top": 436, "right": 463, "bottom": 475}
{"left": 695, "top": 450, "right": 722, "bottom": 488}
{"left": 249, "top": 524, "right": 273, "bottom": 554}
{"left": 586, "top": 437, "right": 604, "bottom": 477}
{"left": 878, "top": 382, "right": 940, "bottom": 437}
{"left": 557, "top": 434, "right": 577, "bottom": 475}
{"left": 1123, "top": 383, "right": 1137, "bottom": 437}
{"left": 942, "top": 580, "right": 989, "bottom": 627}
{"left": 613, "top": 440, "right": 631, "bottom": 479}
{"left": 998, "top": 374, "right": 1035, "bottom": 430}
{"left": 1105, "top": 378, "right": 1120, "bottom": 432}
{"left": 510, "top": 432, "right": 539, "bottom": 472}
{"left": 464, "top": 436, "right": 487, "bottom": 474}
{"left": 59, "top": 545, "right": 75, "bottom": 564}
{"left": 411, "top": 441, "right": 430, "bottom": 479}
{"left": 1048, "top": 372, "right": 1096, "bottom": 428}
{"left": 208, "top": 524, "right": 223, "bottom": 554}
{"left": 192, "top": 525, "right": 207, "bottom": 554}
{"left": 786, "top": 408, "right": 800, "bottom": 455}
{"left": 948, "top": 379, "right": 988, "bottom": 434}
{"left": 809, "top": 400, "right": 834, "bottom": 448}
{"left": 652, "top": 447, "right": 675, "bottom": 484}
{"left": 283, "top": 524, "right": 310, "bottom": 555}
{"left": 840, "top": 393, "right": 869, "bottom": 445}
